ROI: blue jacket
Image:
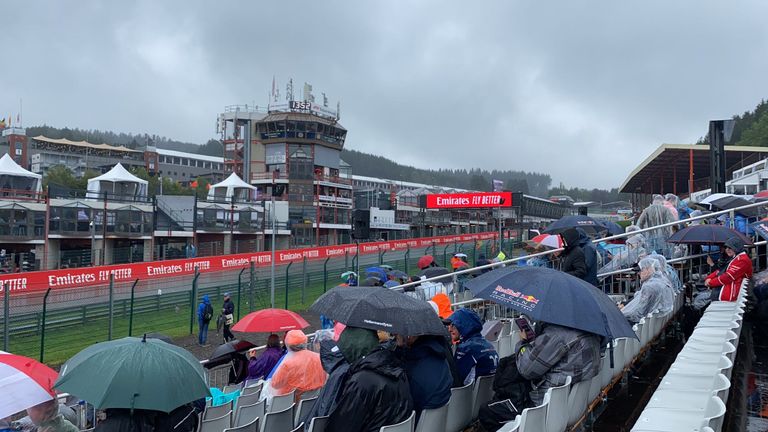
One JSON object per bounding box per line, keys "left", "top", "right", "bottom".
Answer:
{"left": 448, "top": 309, "right": 498, "bottom": 385}
{"left": 197, "top": 295, "right": 211, "bottom": 322}
{"left": 404, "top": 336, "right": 452, "bottom": 415}
{"left": 577, "top": 229, "right": 599, "bottom": 286}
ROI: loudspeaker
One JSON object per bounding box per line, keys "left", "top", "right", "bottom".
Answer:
{"left": 352, "top": 209, "right": 370, "bottom": 240}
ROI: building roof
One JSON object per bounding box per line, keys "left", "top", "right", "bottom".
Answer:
{"left": 156, "top": 148, "right": 224, "bottom": 164}
{"left": 32, "top": 136, "right": 141, "bottom": 153}
{"left": 351, "top": 174, "right": 470, "bottom": 192}
{"left": 619, "top": 143, "right": 768, "bottom": 195}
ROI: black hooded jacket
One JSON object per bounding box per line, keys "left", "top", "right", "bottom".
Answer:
{"left": 576, "top": 228, "right": 599, "bottom": 286}
{"left": 302, "top": 340, "right": 350, "bottom": 427}
{"left": 559, "top": 229, "right": 587, "bottom": 279}
{"left": 326, "top": 346, "right": 414, "bottom": 432}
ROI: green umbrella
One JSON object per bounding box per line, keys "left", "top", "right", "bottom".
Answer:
{"left": 54, "top": 336, "right": 210, "bottom": 413}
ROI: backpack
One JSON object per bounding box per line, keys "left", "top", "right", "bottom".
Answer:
{"left": 203, "top": 303, "right": 213, "bottom": 322}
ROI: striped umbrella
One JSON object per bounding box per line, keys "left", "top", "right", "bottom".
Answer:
{"left": 530, "top": 233, "right": 564, "bottom": 249}
{"left": 0, "top": 351, "right": 59, "bottom": 418}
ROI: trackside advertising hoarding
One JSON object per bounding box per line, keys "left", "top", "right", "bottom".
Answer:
{"left": 0, "top": 231, "right": 499, "bottom": 294}
{"left": 425, "top": 192, "right": 513, "bottom": 209}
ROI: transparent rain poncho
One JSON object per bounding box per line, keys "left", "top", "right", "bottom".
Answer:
{"left": 598, "top": 234, "right": 647, "bottom": 277}
{"left": 636, "top": 195, "right": 677, "bottom": 256}
{"left": 622, "top": 257, "right": 674, "bottom": 322}
{"left": 266, "top": 341, "right": 327, "bottom": 401}
{"left": 648, "top": 253, "right": 682, "bottom": 294}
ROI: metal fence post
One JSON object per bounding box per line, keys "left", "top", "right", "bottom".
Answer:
{"left": 3, "top": 282, "right": 9, "bottom": 352}
{"left": 237, "top": 268, "right": 245, "bottom": 321}
{"left": 404, "top": 247, "right": 410, "bottom": 274}
{"left": 128, "top": 279, "right": 139, "bottom": 337}
{"left": 443, "top": 244, "right": 451, "bottom": 267}
{"left": 432, "top": 242, "right": 437, "bottom": 256}
{"left": 108, "top": 274, "right": 114, "bottom": 341}
{"left": 40, "top": 287, "right": 51, "bottom": 362}
{"left": 189, "top": 267, "right": 199, "bottom": 335}
{"left": 249, "top": 262, "right": 256, "bottom": 313}
{"left": 345, "top": 251, "right": 349, "bottom": 271}
{"left": 284, "top": 262, "right": 293, "bottom": 309}
{"left": 380, "top": 250, "right": 387, "bottom": 265}
{"left": 323, "top": 257, "right": 330, "bottom": 293}
{"left": 301, "top": 257, "right": 307, "bottom": 306}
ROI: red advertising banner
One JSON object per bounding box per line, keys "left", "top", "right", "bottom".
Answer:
{"left": 425, "top": 192, "right": 513, "bottom": 209}
{"left": 0, "top": 232, "right": 499, "bottom": 294}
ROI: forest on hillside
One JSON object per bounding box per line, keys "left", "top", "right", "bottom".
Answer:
{"left": 698, "top": 99, "right": 768, "bottom": 147}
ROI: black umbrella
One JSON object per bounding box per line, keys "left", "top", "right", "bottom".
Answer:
{"left": 544, "top": 215, "right": 608, "bottom": 236}
{"left": 310, "top": 286, "right": 448, "bottom": 337}
{"left": 464, "top": 267, "right": 637, "bottom": 342}
{"left": 667, "top": 225, "right": 753, "bottom": 245}
{"left": 709, "top": 195, "right": 759, "bottom": 217}
{"left": 206, "top": 339, "right": 257, "bottom": 369}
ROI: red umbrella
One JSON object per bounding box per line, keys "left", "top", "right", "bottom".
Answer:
{"left": 232, "top": 308, "right": 310, "bottom": 333}
{"left": 754, "top": 190, "right": 768, "bottom": 199}
{"left": 0, "top": 352, "right": 59, "bottom": 418}
{"left": 417, "top": 255, "right": 435, "bottom": 269}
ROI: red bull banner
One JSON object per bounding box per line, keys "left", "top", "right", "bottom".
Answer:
{"left": 0, "top": 232, "right": 499, "bottom": 294}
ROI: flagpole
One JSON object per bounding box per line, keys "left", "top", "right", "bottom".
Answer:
{"left": 19, "top": 98, "right": 22, "bottom": 127}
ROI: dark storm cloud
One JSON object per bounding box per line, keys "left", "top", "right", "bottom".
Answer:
{"left": 1, "top": 1, "right": 767, "bottom": 189}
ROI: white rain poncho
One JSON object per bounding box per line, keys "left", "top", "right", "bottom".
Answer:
{"left": 636, "top": 195, "right": 677, "bottom": 256}
{"left": 598, "top": 234, "right": 647, "bottom": 277}
{"left": 648, "top": 253, "right": 682, "bottom": 294}
{"left": 622, "top": 257, "right": 674, "bottom": 323}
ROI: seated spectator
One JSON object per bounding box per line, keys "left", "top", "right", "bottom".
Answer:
{"left": 400, "top": 335, "right": 452, "bottom": 422}
{"left": 94, "top": 408, "right": 155, "bottom": 432}
{"left": 475, "top": 254, "right": 493, "bottom": 273}
{"left": 478, "top": 355, "right": 532, "bottom": 432}
{"left": 516, "top": 322, "right": 601, "bottom": 406}
{"left": 326, "top": 327, "right": 413, "bottom": 432}
{"left": 621, "top": 257, "right": 674, "bottom": 323}
{"left": 446, "top": 308, "right": 498, "bottom": 385}
{"left": 271, "top": 330, "right": 327, "bottom": 400}
{"left": 431, "top": 293, "right": 453, "bottom": 319}
{"left": 705, "top": 237, "right": 753, "bottom": 302}
{"left": 559, "top": 228, "right": 587, "bottom": 279}
{"left": 246, "top": 334, "right": 283, "bottom": 381}
{"left": 301, "top": 339, "right": 351, "bottom": 428}
{"left": 25, "top": 398, "right": 79, "bottom": 432}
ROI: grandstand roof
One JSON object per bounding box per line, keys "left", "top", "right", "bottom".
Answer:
{"left": 619, "top": 143, "right": 768, "bottom": 196}
{"left": 32, "top": 136, "right": 141, "bottom": 153}
{"left": 157, "top": 148, "right": 224, "bottom": 163}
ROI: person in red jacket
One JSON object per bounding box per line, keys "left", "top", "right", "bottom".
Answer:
{"left": 704, "top": 237, "right": 753, "bottom": 302}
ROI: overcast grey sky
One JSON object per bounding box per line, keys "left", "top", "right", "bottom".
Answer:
{"left": 1, "top": 1, "right": 767, "bottom": 189}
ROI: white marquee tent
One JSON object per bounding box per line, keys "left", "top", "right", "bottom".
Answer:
{"left": 207, "top": 173, "right": 257, "bottom": 202}
{"left": 86, "top": 163, "right": 148, "bottom": 200}
{"left": 0, "top": 153, "right": 42, "bottom": 194}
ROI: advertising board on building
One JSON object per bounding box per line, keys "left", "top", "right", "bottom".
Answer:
{"left": 425, "top": 192, "right": 513, "bottom": 209}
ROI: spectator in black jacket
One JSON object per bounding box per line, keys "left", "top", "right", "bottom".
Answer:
{"left": 477, "top": 355, "right": 531, "bottom": 432}
{"left": 326, "top": 327, "right": 414, "bottom": 432}
{"left": 222, "top": 293, "right": 235, "bottom": 343}
{"left": 558, "top": 228, "right": 587, "bottom": 279}
{"left": 576, "top": 228, "right": 599, "bottom": 286}
{"left": 400, "top": 335, "right": 452, "bottom": 423}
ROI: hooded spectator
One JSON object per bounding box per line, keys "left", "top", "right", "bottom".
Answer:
{"left": 476, "top": 254, "right": 493, "bottom": 273}
{"left": 326, "top": 327, "right": 413, "bottom": 432}
{"left": 401, "top": 335, "right": 452, "bottom": 422}
{"left": 621, "top": 257, "right": 674, "bottom": 323}
{"left": 246, "top": 334, "right": 283, "bottom": 381}
{"left": 431, "top": 293, "right": 453, "bottom": 319}
{"left": 705, "top": 237, "right": 753, "bottom": 302}
{"left": 598, "top": 234, "right": 648, "bottom": 276}
{"left": 271, "top": 330, "right": 327, "bottom": 399}
{"left": 558, "top": 228, "right": 587, "bottom": 279}
{"left": 446, "top": 308, "right": 498, "bottom": 385}
{"left": 648, "top": 253, "right": 682, "bottom": 294}
{"left": 25, "top": 398, "right": 79, "bottom": 432}
{"left": 196, "top": 295, "right": 213, "bottom": 346}
{"left": 516, "top": 323, "right": 601, "bottom": 406}
{"left": 576, "top": 228, "right": 599, "bottom": 286}
{"left": 636, "top": 195, "right": 676, "bottom": 255}
{"left": 301, "top": 339, "right": 355, "bottom": 428}
{"left": 94, "top": 409, "right": 155, "bottom": 432}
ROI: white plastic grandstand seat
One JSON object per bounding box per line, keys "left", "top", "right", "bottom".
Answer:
{"left": 415, "top": 403, "right": 449, "bottom": 432}
{"left": 301, "top": 388, "right": 321, "bottom": 400}
{"left": 645, "top": 388, "right": 716, "bottom": 411}
{"left": 611, "top": 339, "right": 628, "bottom": 379}
{"left": 224, "top": 383, "right": 241, "bottom": 394}
{"left": 295, "top": 396, "right": 318, "bottom": 428}
{"left": 379, "top": 411, "right": 415, "bottom": 432}
{"left": 243, "top": 379, "right": 261, "bottom": 389}
{"left": 631, "top": 395, "right": 726, "bottom": 432}
{"left": 224, "top": 417, "right": 259, "bottom": 432}
{"left": 641, "top": 316, "right": 653, "bottom": 344}
{"left": 199, "top": 411, "right": 232, "bottom": 432}
{"left": 497, "top": 417, "right": 521, "bottom": 432}
{"left": 680, "top": 341, "right": 736, "bottom": 362}
{"left": 500, "top": 320, "right": 512, "bottom": 337}
{"left": 668, "top": 355, "right": 732, "bottom": 377}
{"left": 260, "top": 404, "right": 295, "bottom": 432}
{"left": 498, "top": 335, "right": 514, "bottom": 358}
{"left": 518, "top": 399, "right": 547, "bottom": 432}
{"left": 657, "top": 373, "right": 730, "bottom": 401}
{"left": 234, "top": 400, "right": 265, "bottom": 428}
{"left": 307, "top": 416, "right": 329, "bottom": 432}
{"left": 599, "top": 350, "right": 614, "bottom": 390}
{"left": 204, "top": 401, "right": 233, "bottom": 420}
{"left": 241, "top": 382, "right": 263, "bottom": 397}
{"left": 491, "top": 340, "right": 500, "bottom": 353}
{"left": 270, "top": 390, "right": 296, "bottom": 413}
{"left": 445, "top": 382, "right": 474, "bottom": 432}
{"left": 587, "top": 373, "right": 602, "bottom": 407}
{"left": 291, "top": 424, "right": 304, "bottom": 432}
{"left": 544, "top": 375, "right": 571, "bottom": 432}
{"left": 237, "top": 392, "right": 262, "bottom": 409}
{"left": 566, "top": 379, "right": 591, "bottom": 427}
{"left": 472, "top": 374, "right": 496, "bottom": 419}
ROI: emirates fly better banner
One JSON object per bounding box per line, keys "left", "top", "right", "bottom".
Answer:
{"left": 425, "top": 192, "right": 513, "bottom": 209}
{"left": 0, "top": 232, "right": 499, "bottom": 294}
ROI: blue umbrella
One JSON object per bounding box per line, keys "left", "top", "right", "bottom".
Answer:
{"left": 544, "top": 215, "right": 608, "bottom": 235}
{"left": 751, "top": 220, "right": 768, "bottom": 242}
{"left": 464, "top": 266, "right": 637, "bottom": 342}
{"left": 365, "top": 267, "right": 389, "bottom": 284}
{"left": 667, "top": 225, "right": 752, "bottom": 245}
{"left": 598, "top": 220, "right": 624, "bottom": 236}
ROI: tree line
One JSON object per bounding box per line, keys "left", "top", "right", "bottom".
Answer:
{"left": 697, "top": 99, "right": 768, "bottom": 147}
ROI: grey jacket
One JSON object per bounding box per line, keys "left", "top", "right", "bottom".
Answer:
{"left": 515, "top": 323, "right": 601, "bottom": 405}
